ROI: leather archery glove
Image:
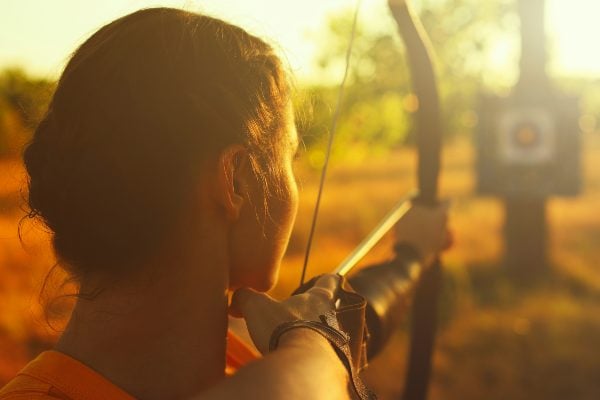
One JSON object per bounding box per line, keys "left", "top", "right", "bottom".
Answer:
{"left": 231, "top": 274, "right": 375, "bottom": 399}
{"left": 394, "top": 201, "right": 452, "bottom": 267}
{"left": 291, "top": 274, "right": 370, "bottom": 373}
{"left": 229, "top": 274, "right": 341, "bottom": 354}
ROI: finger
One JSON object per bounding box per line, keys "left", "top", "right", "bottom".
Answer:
{"left": 440, "top": 198, "right": 452, "bottom": 210}
{"left": 434, "top": 200, "right": 451, "bottom": 225}
{"left": 312, "top": 274, "right": 340, "bottom": 291}
{"left": 442, "top": 199, "right": 452, "bottom": 215}
{"left": 230, "top": 287, "right": 275, "bottom": 318}
{"left": 308, "top": 274, "right": 340, "bottom": 301}
{"left": 443, "top": 229, "right": 454, "bottom": 251}
{"left": 228, "top": 300, "right": 243, "bottom": 318}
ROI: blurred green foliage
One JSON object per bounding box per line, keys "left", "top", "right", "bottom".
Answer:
{"left": 0, "top": 68, "right": 54, "bottom": 156}
{"left": 295, "top": 0, "right": 519, "bottom": 164}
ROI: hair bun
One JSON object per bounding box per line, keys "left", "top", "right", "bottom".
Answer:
{"left": 22, "top": 7, "right": 288, "bottom": 280}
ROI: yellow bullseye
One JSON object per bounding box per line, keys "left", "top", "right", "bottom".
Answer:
{"left": 515, "top": 125, "right": 539, "bottom": 147}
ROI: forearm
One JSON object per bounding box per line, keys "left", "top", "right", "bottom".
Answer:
{"left": 193, "top": 329, "right": 349, "bottom": 400}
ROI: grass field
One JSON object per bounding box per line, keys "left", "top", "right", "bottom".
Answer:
{"left": 0, "top": 136, "right": 599, "bottom": 399}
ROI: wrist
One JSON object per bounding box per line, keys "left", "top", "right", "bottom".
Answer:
{"left": 277, "top": 326, "right": 348, "bottom": 377}
{"left": 272, "top": 320, "right": 376, "bottom": 400}
{"left": 278, "top": 326, "right": 334, "bottom": 350}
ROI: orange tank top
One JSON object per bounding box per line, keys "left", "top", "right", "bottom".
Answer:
{"left": 0, "top": 330, "right": 260, "bottom": 399}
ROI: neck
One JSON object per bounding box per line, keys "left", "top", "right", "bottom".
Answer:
{"left": 56, "top": 218, "right": 229, "bottom": 400}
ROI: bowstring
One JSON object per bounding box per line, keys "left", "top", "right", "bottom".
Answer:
{"left": 299, "top": 0, "right": 363, "bottom": 286}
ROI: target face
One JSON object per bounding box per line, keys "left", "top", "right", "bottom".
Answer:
{"left": 498, "top": 108, "right": 556, "bottom": 164}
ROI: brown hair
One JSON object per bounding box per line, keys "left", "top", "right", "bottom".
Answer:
{"left": 23, "top": 8, "right": 290, "bottom": 281}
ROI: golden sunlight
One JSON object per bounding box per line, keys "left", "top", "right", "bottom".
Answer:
{"left": 548, "top": 0, "right": 600, "bottom": 76}
{"left": 1, "top": 0, "right": 599, "bottom": 81}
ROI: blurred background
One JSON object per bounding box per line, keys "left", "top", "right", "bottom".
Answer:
{"left": 1, "top": 0, "right": 599, "bottom": 399}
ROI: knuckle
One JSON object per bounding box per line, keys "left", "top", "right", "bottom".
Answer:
{"left": 308, "top": 287, "right": 334, "bottom": 301}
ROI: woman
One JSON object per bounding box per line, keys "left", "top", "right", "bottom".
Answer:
{"left": 0, "top": 8, "right": 448, "bottom": 400}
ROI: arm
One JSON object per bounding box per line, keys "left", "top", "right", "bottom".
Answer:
{"left": 192, "top": 275, "right": 352, "bottom": 400}
{"left": 195, "top": 329, "right": 348, "bottom": 400}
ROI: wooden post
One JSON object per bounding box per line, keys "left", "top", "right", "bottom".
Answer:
{"left": 505, "top": 0, "right": 550, "bottom": 278}
{"left": 505, "top": 199, "right": 548, "bottom": 278}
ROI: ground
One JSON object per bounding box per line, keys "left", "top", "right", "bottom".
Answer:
{"left": 0, "top": 137, "right": 599, "bottom": 399}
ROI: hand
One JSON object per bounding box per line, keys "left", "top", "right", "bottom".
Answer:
{"left": 229, "top": 274, "right": 340, "bottom": 354}
{"left": 395, "top": 201, "right": 452, "bottom": 266}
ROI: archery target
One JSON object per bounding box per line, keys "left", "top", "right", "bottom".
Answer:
{"left": 497, "top": 107, "right": 556, "bottom": 165}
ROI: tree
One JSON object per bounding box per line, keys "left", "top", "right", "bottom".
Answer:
{"left": 297, "top": 0, "right": 517, "bottom": 161}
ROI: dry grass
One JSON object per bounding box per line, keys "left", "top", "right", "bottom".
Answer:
{"left": 0, "top": 136, "right": 599, "bottom": 399}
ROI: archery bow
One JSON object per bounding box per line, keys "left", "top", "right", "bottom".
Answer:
{"left": 388, "top": 1, "right": 443, "bottom": 399}
{"left": 302, "top": 0, "right": 443, "bottom": 398}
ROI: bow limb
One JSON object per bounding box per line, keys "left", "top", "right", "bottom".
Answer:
{"left": 388, "top": 1, "right": 443, "bottom": 400}
{"left": 389, "top": 0, "right": 442, "bottom": 201}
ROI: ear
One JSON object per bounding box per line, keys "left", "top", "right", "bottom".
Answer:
{"left": 215, "top": 144, "right": 254, "bottom": 221}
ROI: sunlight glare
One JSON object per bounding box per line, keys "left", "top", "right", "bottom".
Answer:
{"left": 547, "top": 0, "right": 600, "bottom": 76}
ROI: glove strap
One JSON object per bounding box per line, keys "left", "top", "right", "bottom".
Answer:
{"left": 269, "top": 312, "right": 377, "bottom": 400}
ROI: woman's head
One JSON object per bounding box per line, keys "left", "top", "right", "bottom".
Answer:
{"left": 24, "top": 8, "right": 298, "bottom": 291}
